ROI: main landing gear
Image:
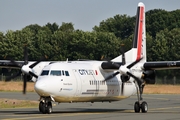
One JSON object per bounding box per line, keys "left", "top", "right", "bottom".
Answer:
{"left": 39, "top": 97, "right": 52, "bottom": 114}
{"left": 134, "top": 81, "right": 148, "bottom": 113}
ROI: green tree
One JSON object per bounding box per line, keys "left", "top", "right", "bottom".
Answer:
{"left": 93, "top": 14, "right": 135, "bottom": 39}
{"left": 45, "top": 22, "right": 59, "bottom": 34}
{"left": 146, "top": 9, "right": 180, "bottom": 38}
{"left": 35, "top": 26, "right": 52, "bottom": 60}
{"left": 59, "top": 22, "right": 74, "bottom": 32}
{"left": 0, "top": 30, "right": 22, "bottom": 60}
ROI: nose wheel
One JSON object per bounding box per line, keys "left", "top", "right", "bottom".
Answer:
{"left": 39, "top": 101, "right": 52, "bottom": 114}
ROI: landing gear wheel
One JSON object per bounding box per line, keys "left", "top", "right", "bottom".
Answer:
{"left": 39, "top": 101, "right": 43, "bottom": 113}
{"left": 134, "top": 101, "right": 140, "bottom": 113}
{"left": 141, "top": 101, "right": 148, "bottom": 113}
{"left": 46, "top": 102, "right": 52, "bottom": 114}
{"left": 41, "top": 103, "right": 46, "bottom": 114}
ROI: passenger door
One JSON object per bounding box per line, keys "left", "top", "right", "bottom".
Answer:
{"left": 73, "top": 69, "right": 82, "bottom": 96}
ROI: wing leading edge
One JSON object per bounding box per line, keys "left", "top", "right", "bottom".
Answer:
{"left": 143, "top": 61, "right": 180, "bottom": 70}
{"left": 0, "top": 60, "right": 24, "bottom": 69}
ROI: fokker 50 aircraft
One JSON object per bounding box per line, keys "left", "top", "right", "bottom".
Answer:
{"left": 1, "top": 2, "right": 180, "bottom": 114}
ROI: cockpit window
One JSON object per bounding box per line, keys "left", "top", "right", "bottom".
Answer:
{"left": 62, "top": 70, "right": 64, "bottom": 75}
{"left": 41, "top": 70, "right": 49, "bottom": 76}
{"left": 50, "top": 70, "right": 61, "bottom": 76}
{"left": 65, "top": 71, "right": 69, "bottom": 76}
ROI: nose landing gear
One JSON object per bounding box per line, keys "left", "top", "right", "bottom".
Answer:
{"left": 39, "top": 98, "right": 52, "bottom": 114}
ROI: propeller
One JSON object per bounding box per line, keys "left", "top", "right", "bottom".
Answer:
{"left": 104, "top": 45, "right": 143, "bottom": 94}
{"left": 104, "top": 59, "right": 143, "bottom": 82}
{"left": 5, "top": 45, "right": 39, "bottom": 94}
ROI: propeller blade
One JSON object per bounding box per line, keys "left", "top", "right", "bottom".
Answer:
{"left": 29, "top": 60, "right": 41, "bottom": 68}
{"left": 121, "top": 82, "right": 124, "bottom": 95}
{"left": 29, "top": 55, "right": 47, "bottom": 68}
{"left": 127, "top": 57, "right": 143, "bottom": 69}
{"left": 29, "top": 71, "right": 38, "bottom": 78}
{"left": 5, "top": 71, "right": 22, "bottom": 81}
{"left": 24, "top": 45, "right": 28, "bottom": 65}
{"left": 120, "top": 44, "right": 126, "bottom": 65}
{"left": 104, "top": 71, "right": 120, "bottom": 81}
{"left": 23, "top": 74, "right": 27, "bottom": 94}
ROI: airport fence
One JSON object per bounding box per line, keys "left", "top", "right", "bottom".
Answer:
{"left": 0, "top": 74, "right": 23, "bottom": 82}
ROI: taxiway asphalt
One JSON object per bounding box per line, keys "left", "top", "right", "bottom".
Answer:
{"left": 0, "top": 92, "right": 180, "bottom": 120}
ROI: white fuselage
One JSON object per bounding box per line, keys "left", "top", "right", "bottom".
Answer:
{"left": 34, "top": 61, "right": 137, "bottom": 103}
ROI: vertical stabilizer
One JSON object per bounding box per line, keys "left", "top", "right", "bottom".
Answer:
{"left": 112, "top": 2, "right": 146, "bottom": 63}
{"left": 133, "top": 2, "right": 146, "bottom": 62}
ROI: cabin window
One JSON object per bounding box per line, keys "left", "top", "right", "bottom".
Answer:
{"left": 41, "top": 70, "right": 49, "bottom": 76}
{"left": 50, "top": 70, "right": 61, "bottom": 76}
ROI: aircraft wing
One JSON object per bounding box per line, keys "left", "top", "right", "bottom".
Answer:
{"left": 143, "top": 61, "right": 180, "bottom": 70}
{"left": 101, "top": 62, "right": 122, "bottom": 70}
{"left": 0, "top": 60, "right": 24, "bottom": 69}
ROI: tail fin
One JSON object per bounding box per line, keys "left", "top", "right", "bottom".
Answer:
{"left": 133, "top": 2, "right": 146, "bottom": 62}
{"left": 112, "top": 2, "right": 146, "bottom": 63}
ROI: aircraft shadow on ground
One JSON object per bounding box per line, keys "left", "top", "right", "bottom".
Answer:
{"left": 1, "top": 108, "right": 180, "bottom": 114}
{"left": 53, "top": 108, "right": 131, "bottom": 113}
{"left": 0, "top": 108, "right": 132, "bottom": 114}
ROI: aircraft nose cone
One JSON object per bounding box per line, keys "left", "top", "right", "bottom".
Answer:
{"left": 34, "top": 80, "right": 48, "bottom": 96}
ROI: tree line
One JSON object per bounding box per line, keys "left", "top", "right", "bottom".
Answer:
{"left": 1, "top": 9, "right": 180, "bottom": 83}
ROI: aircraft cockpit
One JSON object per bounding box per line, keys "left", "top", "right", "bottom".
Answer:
{"left": 40, "top": 70, "right": 70, "bottom": 76}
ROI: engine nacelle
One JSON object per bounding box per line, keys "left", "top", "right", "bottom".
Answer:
{"left": 142, "top": 70, "right": 156, "bottom": 84}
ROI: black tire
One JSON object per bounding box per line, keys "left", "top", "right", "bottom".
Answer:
{"left": 41, "top": 103, "right": 46, "bottom": 114}
{"left": 39, "top": 101, "right": 43, "bottom": 113}
{"left": 141, "top": 101, "right": 148, "bottom": 113}
{"left": 134, "top": 101, "right": 140, "bottom": 113}
{"left": 46, "top": 102, "right": 52, "bottom": 114}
